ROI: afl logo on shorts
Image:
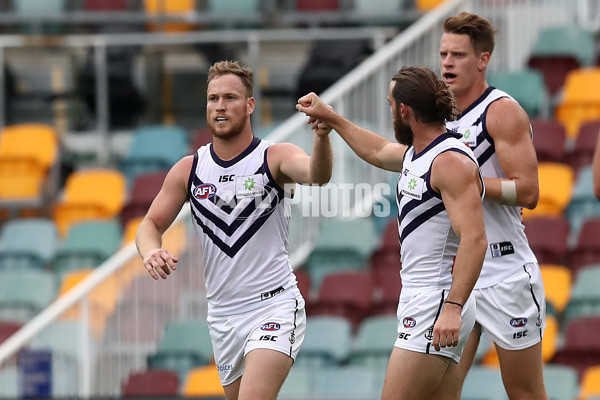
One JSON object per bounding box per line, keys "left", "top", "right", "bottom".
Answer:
{"left": 510, "top": 317, "right": 527, "bottom": 328}
{"left": 403, "top": 317, "right": 416, "bottom": 328}
{"left": 261, "top": 322, "right": 280, "bottom": 331}
{"left": 194, "top": 183, "right": 216, "bottom": 199}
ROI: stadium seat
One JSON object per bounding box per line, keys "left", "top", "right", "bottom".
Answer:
{"left": 551, "top": 316, "right": 600, "bottom": 378}
{"left": 58, "top": 269, "right": 118, "bottom": 338}
{"left": 369, "top": 268, "right": 401, "bottom": 316}
{"left": 147, "top": 320, "right": 214, "bottom": 381}
{"left": 0, "top": 270, "right": 56, "bottom": 323}
{"left": 370, "top": 217, "right": 401, "bottom": 276}
{"left": 460, "top": 365, "right": 506, "bottom": 400}
{"left": 415, "top": 0, "right": 446, "bottom": 12}
{"left": 566, "top": 120, "right": 599, "bottom": 174}
{"left": 580, "top": 365, "right": 600, "bottom": 400}
{"left": 13, "top": 0, "right": 67, "bottom": 34}
{"left": 522, "top": 162, "right": 574, "bottom": 219}
{"left": 53, "top": 219, "right": 122, "bottom": 279}
{"left": 306, "top": 217, "right": 378, "bottom": 289}
{"left": 0, "top": 124, "right": 59, "bottom": 216}
{"left": 0, "top": 218, "right": 59, "bottom": 270}
{"left": 530, "top": 118, "right": 566, "bottom": 163}
{"left": 309, "top": 271, "right": 375, "bottom": 330}
{"left": 542, "top": 364, "right": 579, "bottom": 400}
{"left": 188, "top": 127, "right": 212, "bottom": 153}
{"left": 144, "top": 0, "right": 197, "bottom": 32}
{"left": 488, "top": 69, "right": 548, "bottom": 118}
{"left": 555, "top": 67, "right": 600, "bottom": 139}
{"left": 543, "top": 314, "right": 559, "bottom": 363}
{"left": 295, "top": 0, "right": 339, "bottom": 11}
{"left": 352, "top": 0, "right": 405, "bottom": 25}
{"left": 294, "top": 315, "right": 352, "bottom": 368}
{"left": 0, "top": 321, "right": 21, "bottom": 344}
{"left": 540, "top": 264, "right": 572, "bottom": 314}
{"left": 122, "top": 216, "right": 144, "bottom": 245}
{"left": 311, "top": 366, "right": 383, "bottom": 400}
{"left": 294, "top": 268, "right": 312, "bottom": 302}
{"left": 53, "top": 169, "right": 126, "bottom": 236}
{"left": 119, "top": 125, "right": 188, "bottom": 183}
{"left": 119, "top": 170, "right": 167, "bottom": 227}
{"left": 181, "top": 363, "right": 224, "bottom": 398}
{"left": 279, "top": 368, "right": 312, "bottom": 400}
{"left": 84, "top": 0, "right": 128, "bottom": 10}
{"left": 564, "top": 265, "right": 600, "bottom": 322}
{"left": 567, "top": 218, "right": 600, "bottom": 276}
{"left": 31, "top": 320, "right": 96, "bottom": 368}
{"left": 122, "top": 369, "right": 179, "bottom": 397}
{"left": 527, "top": 25, "right": 595, "bottom": 96}
{"left": 348, "top": 314, "right": 397, "bottom": 370}
{"left": 566, "top": 166, "right": 600, "bottom": 245}
{"left": 523, "top": 216, "right": 569, "bottom": 266}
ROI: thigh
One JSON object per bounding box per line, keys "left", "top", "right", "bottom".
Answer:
{"left": 475, "top": 263, "right": 546, "bottom": 350}
{"left": 382, "top": 347, "right": 450, "bottom": 400}
{"left": 238, "top": 348, "right": 294, "bottom": 400}
{"left": 496, "top": 341, "right": 547, "bottom": 400}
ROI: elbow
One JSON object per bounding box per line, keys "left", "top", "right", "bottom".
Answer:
{"left": 520, "top": 188, "right": 539, "bottom": 210}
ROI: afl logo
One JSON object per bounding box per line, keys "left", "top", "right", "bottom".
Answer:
{"left": 510, "top": 317, "right": 527, "bottom": 328}
{"left": 261, "top": 322, "right": 280, "bottom": 331}
{"left": 194, "top": 183, "right": 216, "bottom": 199}
{"left": 403, "top": 317, "right": 417, "bottom": 328}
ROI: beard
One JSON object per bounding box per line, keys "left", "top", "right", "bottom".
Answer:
{"left": 393, "top": 112, "right": 413, "bottom": 147}
{"left": 207, "top": 116, "right": 248, "bottom": 140}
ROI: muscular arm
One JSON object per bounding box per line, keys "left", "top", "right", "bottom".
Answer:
{"left": 268, "top": 130, "right": 333, "bottom": 188}
{"left": 430, "top": 151, "right": 487, "bottom": 350}
{"left": 297, "top": 92, "right": 406, "bottom": 172}
{"left": 484, "top": 98, "right": 539, "bottom": 209}
{"left": 593, "top": 131, "right": 600, "bottom": 199}
{"left": 135, "top": 156, "right": 192, "bottom": 279}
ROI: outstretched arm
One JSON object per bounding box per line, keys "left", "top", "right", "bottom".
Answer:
{"left": 135, "top": 156, "right": 192, "bottom": 280}
{"left": 430, "top": 151, "right": 487, "bottom": 351}
{"left": 296, "top": 92, "right": 406, "bottom": 172}
{"left": 485, "top": 98, "right": 539, "bottom": 209}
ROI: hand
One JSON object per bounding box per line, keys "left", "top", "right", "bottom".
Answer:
{"left": 311, "top": 118, "right": 332, "bottom": 137}
{"left": 143, "top": 248, "right": 178, "bottom": 280}
{"left": 296, "top": 92, "right": 330, "bottom": 120}
{"left": 432, "top": 303, "right": 462, "bottom": 351}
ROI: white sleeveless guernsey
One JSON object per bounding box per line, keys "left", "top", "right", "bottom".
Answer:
{"left": 447, "top": 87, "right": 538, "bottom": 289}
{"left": 188, "top": 136, "right": 298, "bottom": 316}
{"left": 397, "top": 132, "right": 483, "bottom": 298}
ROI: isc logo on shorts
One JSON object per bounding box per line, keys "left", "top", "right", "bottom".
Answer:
{"left": 403, "top": 317, "right": 417, "bottom": 328}
{"left": 194, "top": 183, "right": 217, "bottom": 199}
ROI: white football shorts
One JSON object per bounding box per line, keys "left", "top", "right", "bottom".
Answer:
{"left": 474, "top": 262, "right": 546, "bottom": 350}
{"left": 207, "top": 292, "right": 306, "bottom": 386}
{"left": 394, "top": 288, "right": 476, "bottom": 363}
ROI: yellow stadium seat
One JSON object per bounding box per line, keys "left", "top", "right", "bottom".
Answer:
{"left": 522, "top": 162, "right": 574, "bottom": 219}
{"left": 182, "top": 363, "right": 225, "bottom": 398}
{"left": 0, "top": 124, "right": 58, "bottom": 210}
{"left": 144, "top": 0, "right": 196, "bottom": 32}
{"left": 53, "top": 169, "right": 126, "bottom": 236}
{"left": 580, "top": 365, "right": 600, "bottom": 400}
{"left": 555, "top": 67, "right": 600, "bottom": 139}
{"left": 416, "top": 0, "right": 446, "bottom": 12}
{"left": 542, "top": 315, "right": 558, "bottom": 363}
{"left": 58, "top": 269, "right": 118, "bottom": 339}
{"left": 540, "top": 264, "right": 572, "bottom": 314}
{"left": 122, "top": 216, "right": 144, "bottom": 245}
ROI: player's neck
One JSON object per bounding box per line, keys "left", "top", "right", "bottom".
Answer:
{"left": 212, "top": 130, "right": 255, "bottom": 161}
{"left": 456, "top": 80, "right": 489, "bottom": 113}
{"left": 412, "top": 125, "right": 448, "bottom": 154}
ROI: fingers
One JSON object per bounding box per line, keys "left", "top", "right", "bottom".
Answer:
{"left": 143, "top": 249, "right": 178, "bottom": 280}
{"left": 432, "top": 326, "right": 459, "bottom": 352}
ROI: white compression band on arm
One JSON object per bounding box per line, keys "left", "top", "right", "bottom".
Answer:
{"left": 500, "top": 179, "right": 517, "bottom": 205}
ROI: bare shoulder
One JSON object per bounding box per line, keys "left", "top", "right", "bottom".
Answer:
{"left": 165, "top": 155, "right": 195, "bottom": 187}
{"left": 486, "top": 96, "right": 531, "bottom": 141}
{"left": 431, "top": 151, "right": 479, "bottom": 191}
{"left": 268, "top": 142, "right": 305, "bottom": 159}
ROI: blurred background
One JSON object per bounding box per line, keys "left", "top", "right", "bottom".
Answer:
{"left": 0, "top": 0, "right": 599, "bottom": 399}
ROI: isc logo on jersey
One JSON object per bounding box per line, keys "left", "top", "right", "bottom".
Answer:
{"left": 194, "top": 183, "right": 217, "bottom": 199}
